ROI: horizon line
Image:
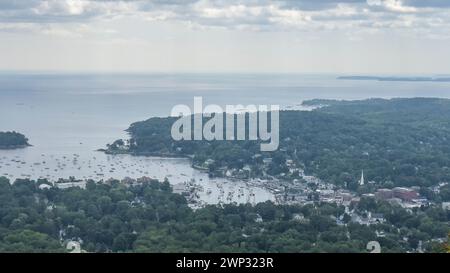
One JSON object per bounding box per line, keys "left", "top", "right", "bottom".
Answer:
{"left": 0, "top": 70, "right": 449, "bottom": 77}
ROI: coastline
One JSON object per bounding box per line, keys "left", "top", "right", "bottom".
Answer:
{"left": 100, "top": 148, "right": 192, "bottom": 159}
{"left": 101, "top": 148, "right": 256, "bottom": 181}
{"left": 0, "top": 144, "right": 31, "bottom": 150}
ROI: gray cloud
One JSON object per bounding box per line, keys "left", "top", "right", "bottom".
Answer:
{"left": 278, "top": 0, "right": 367, "bottom": 10}
{"left": 0, "top": 0, "right": 449, "bottom": 34}
{"left": 403, "top": 0, "right": 450, "bottom": 8}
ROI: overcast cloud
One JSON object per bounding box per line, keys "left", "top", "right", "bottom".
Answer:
{"left": 1, "top": 0, "right": 449, "bottom": 30}
{"left": 0, "top": 0, "right": 449, "bottom": 73}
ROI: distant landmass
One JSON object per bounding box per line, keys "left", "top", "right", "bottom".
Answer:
{"left": 0, "top": 131, "right": 30, "bottom": 149}
{"left": 338, "top": 76, "right": 450, "bottom": 82}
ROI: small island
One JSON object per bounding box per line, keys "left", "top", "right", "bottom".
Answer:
{"left": 0, "top": 131, "right": 30, "bottom": 149}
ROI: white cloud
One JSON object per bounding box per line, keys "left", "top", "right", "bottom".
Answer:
{"left": 367, "top": 0, "right": 417, "bottom": 13}
{"left": 1, "top": 0, "right": 450, "bottom": 38}
{"left": 32, "top": 0, "right": 89, "bottom": 16}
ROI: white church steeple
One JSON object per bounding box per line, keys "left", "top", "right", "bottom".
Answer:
{"left": 359, "top": 170, "right": 364, "bottom": 186}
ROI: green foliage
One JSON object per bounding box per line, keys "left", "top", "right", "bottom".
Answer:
{"left": 0, "top": 131, "right": 29, "bottom": 149}
{"left": 0, "top": 229, "right": 65, "bottom": 253}
{"left": 110, "top": 98, "right": 450, "bottom": 188}
{"left": 0, "top": 178, "right": 447, "bottom": 253}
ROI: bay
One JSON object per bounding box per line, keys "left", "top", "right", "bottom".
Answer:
{"left": 1, "top": 73, "right": 449, "bottom": 204}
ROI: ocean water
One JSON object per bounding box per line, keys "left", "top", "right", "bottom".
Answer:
{"left": 1, "top": 73, "right": 450, "bottom": 203}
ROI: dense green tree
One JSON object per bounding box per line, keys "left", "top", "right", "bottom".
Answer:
{"left": 0, "top": 131, "right": 29, "bottom": 148}
{"left": 0, "top": 177, "right": 447, "bottom": 253}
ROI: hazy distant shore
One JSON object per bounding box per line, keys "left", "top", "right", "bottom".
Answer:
{"left": 338, "top": 75, "right": 450, "bottom": 82}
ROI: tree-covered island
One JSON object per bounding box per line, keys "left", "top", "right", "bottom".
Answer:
{"left": 0, "top": 132, "right": 30, "bottom": 149}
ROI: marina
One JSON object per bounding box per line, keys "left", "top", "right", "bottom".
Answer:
{"left": 0, "top": 148, "right": 275, "bottom": 206}
{"left": 2, "top": 73, "right": 450, "bottom": 207}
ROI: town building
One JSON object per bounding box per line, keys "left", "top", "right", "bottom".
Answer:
{"left": 442, "top": 202, "right": 450, "bottom": 210}
{"left": 393, "top": 187, "right": 419, "bottom": 201}
{"left": 375, "top": 188, "right": 394, "bottom": 200}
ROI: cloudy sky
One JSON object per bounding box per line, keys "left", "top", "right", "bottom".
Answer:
{"left": 1, "top": 0, "right": 449, "bottom": 74}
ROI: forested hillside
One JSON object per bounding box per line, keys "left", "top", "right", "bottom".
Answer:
{"left": 107, "top": 98, "right": 450, "bottom": 189}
